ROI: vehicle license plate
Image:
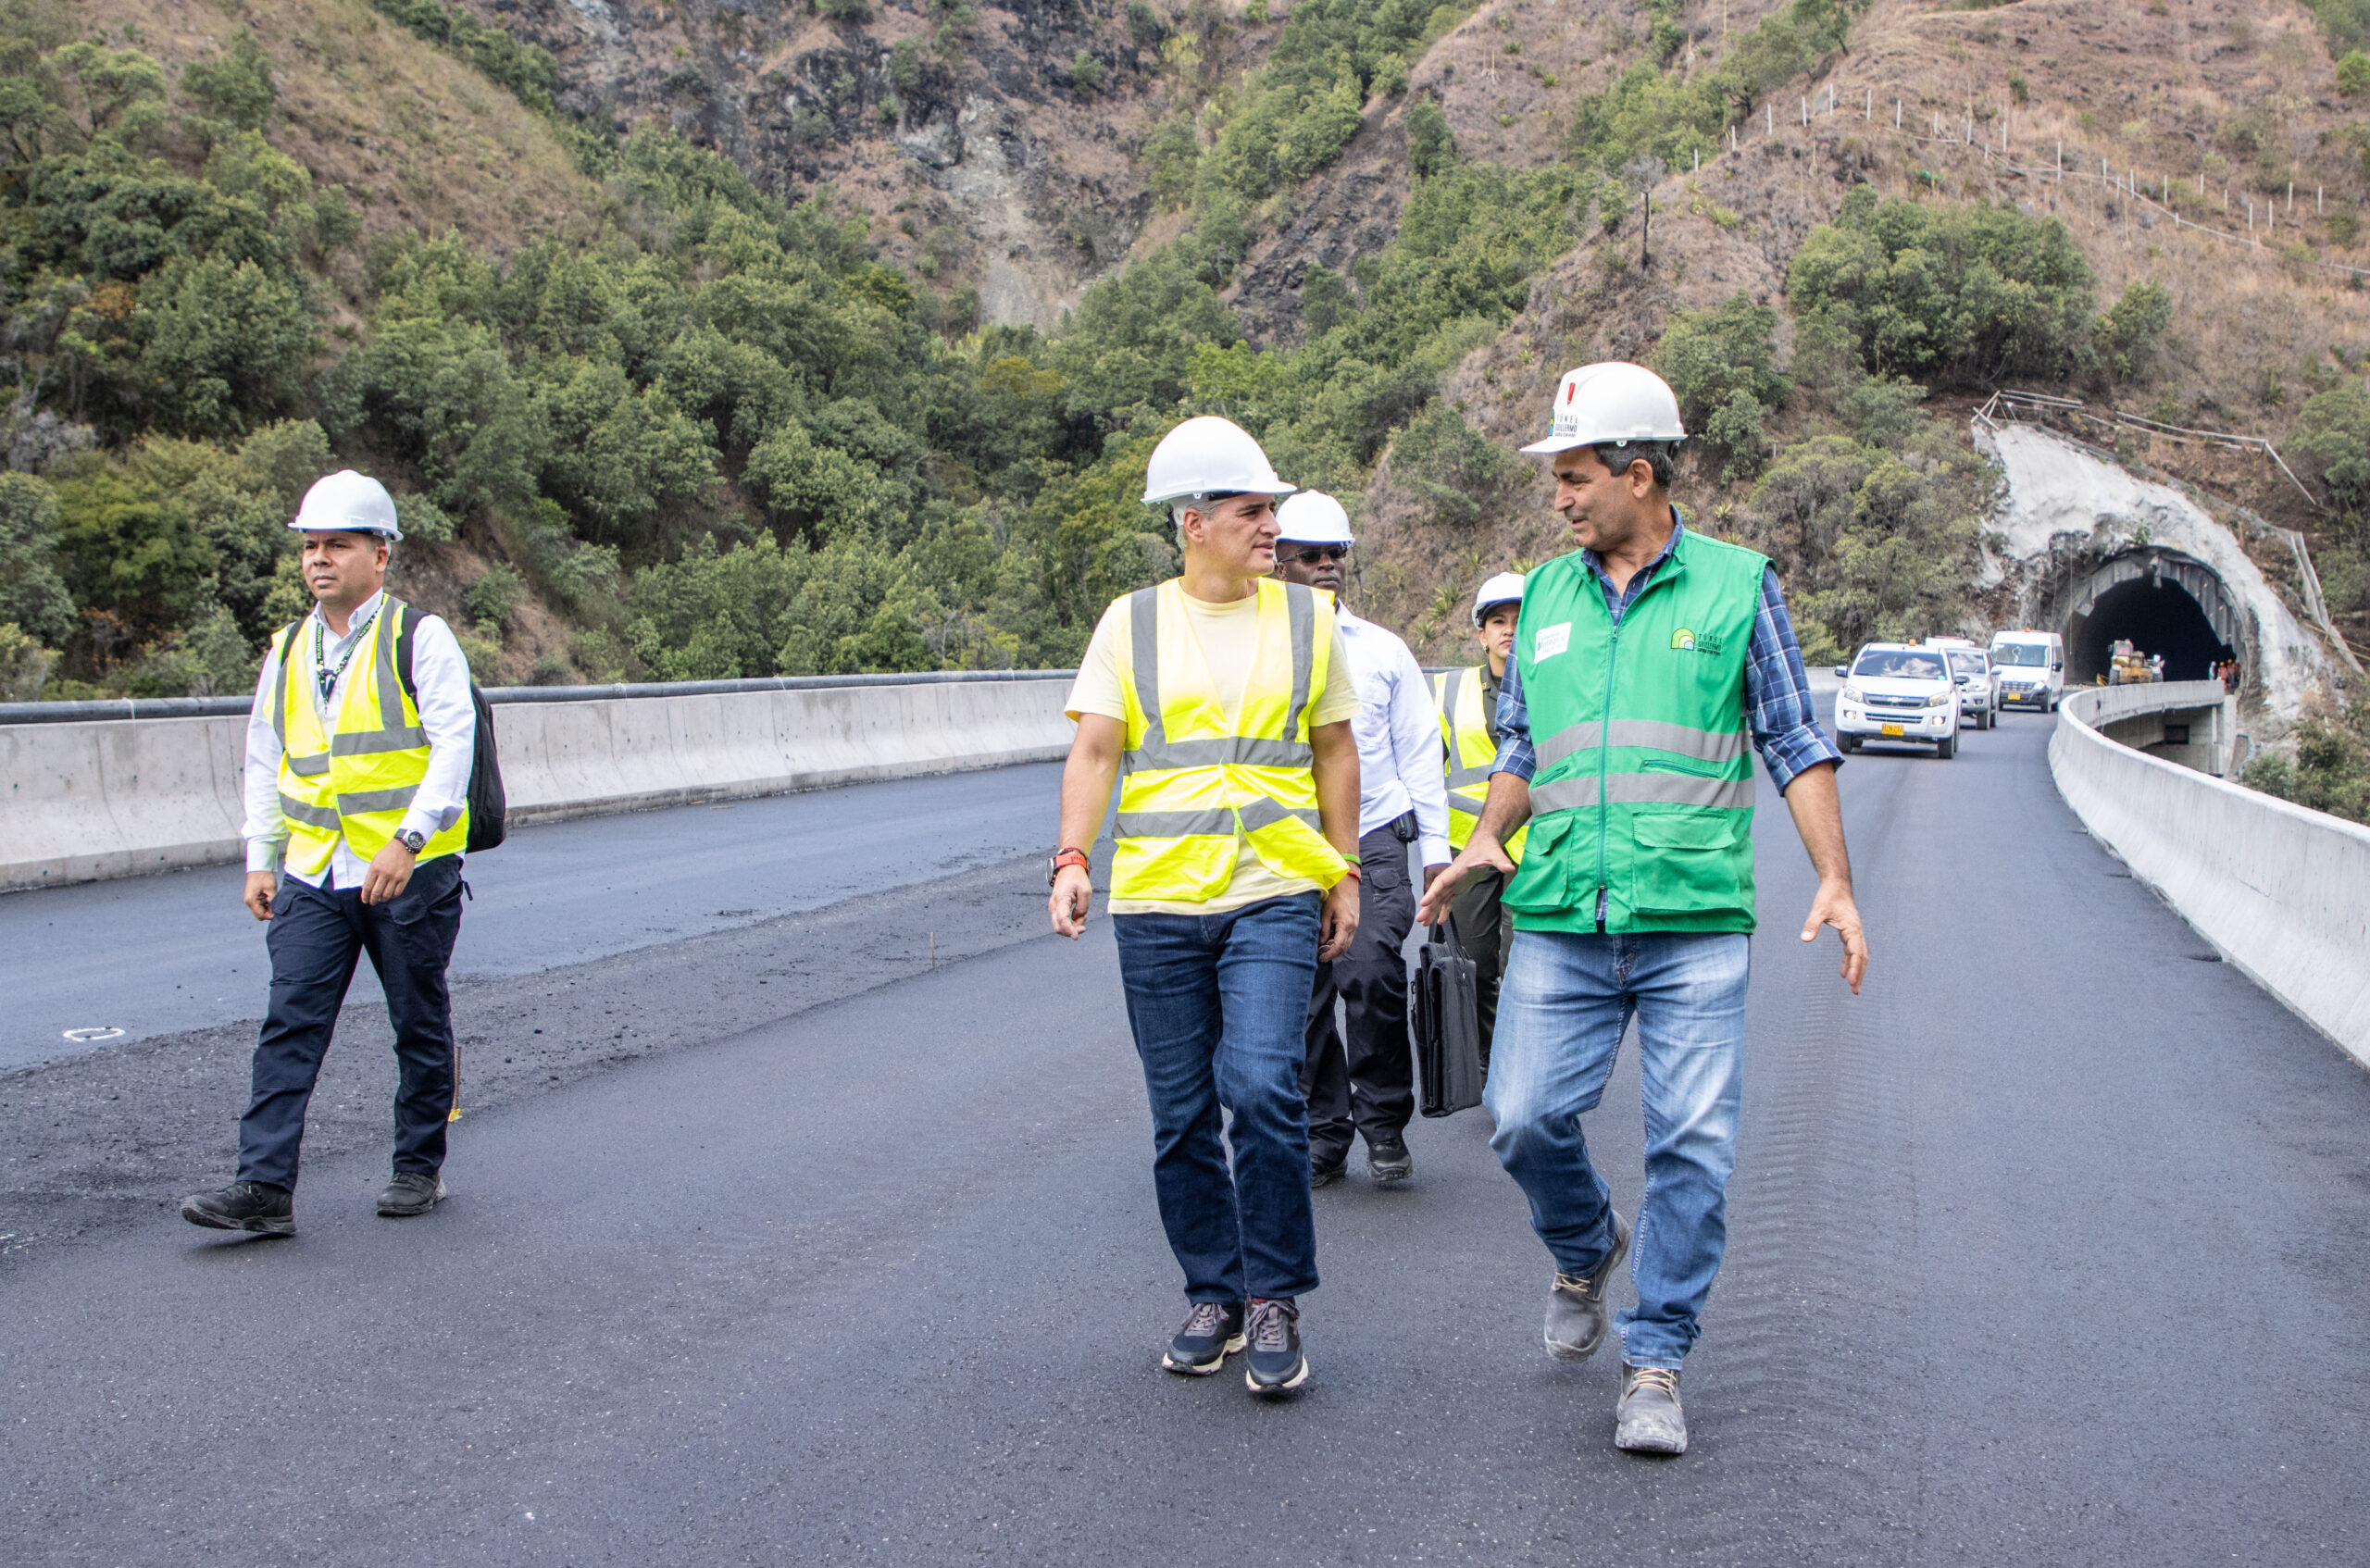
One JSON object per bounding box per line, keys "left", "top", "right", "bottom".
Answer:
{"left": 1880, "top": 724, "right": 1904, "bottom": 737}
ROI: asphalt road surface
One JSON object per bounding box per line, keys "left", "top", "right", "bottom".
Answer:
{"left": 5, "top": 715, "right": 2366, "bottom": 1567}
{"left": 0, "top": 763, "right": 1062, "bottom": 1069}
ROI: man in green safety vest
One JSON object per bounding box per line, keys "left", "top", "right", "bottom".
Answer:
{"left": 1432, "top": 571, "right": 1528, "bottom": 1068}
{"left": 1418, "top": 363, "right": 1869, "bottom": 1457}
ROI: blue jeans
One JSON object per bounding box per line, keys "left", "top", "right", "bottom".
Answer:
{"left": 1484, "top": 929, "right": 1749, "bottom": 1369}
{"left": 1114, "top": 893, "right": 1323, "bottom": 1303}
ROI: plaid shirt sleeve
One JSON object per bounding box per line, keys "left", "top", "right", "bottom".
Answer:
{"left": 1491, "top": 655, "right": 1537, "bottom": 781}
{"left": 1747, "top": 566, "right": 1844, "bottom": 793}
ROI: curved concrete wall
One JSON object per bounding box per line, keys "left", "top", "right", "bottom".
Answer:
{"left": 0, "top": 675, "right": 1074, "bottom": 892}
{"left": 2052, "top": 683, "right": 2370, "bottom": 1067}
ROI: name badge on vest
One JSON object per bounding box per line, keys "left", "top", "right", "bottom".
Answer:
{"left": 1533, "top": 622, "right": 1572, "bottom": 662}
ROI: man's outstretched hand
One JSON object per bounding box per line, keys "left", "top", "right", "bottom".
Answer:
{"left": 1802, "top": 877, "right": 1868, "bottom": 994}
{"left": 1415, "top": 836, "right": 1515, "bottom": 928}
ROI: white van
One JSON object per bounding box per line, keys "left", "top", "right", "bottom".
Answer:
{"left": 1988, "top": 629, "right": 2065, "bottom": 713}
{"left": 1834, "top": 643, "right": 1961, "bottom": 758}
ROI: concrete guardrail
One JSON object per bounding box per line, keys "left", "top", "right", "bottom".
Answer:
{"left": 0, "top": 671, "right": 1076, "bottom": 893}
{"left": 2052, "top": 681, "right": 2370, "bottom": 1068}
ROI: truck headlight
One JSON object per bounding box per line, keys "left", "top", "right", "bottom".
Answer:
{"left": 1925, "top": 692, "right": 1951, "bottom": 708}
{"left": 1841, "top": 685, "right": 1863, "bottom": 703}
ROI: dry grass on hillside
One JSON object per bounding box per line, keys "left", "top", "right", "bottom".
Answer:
{"left": 73, "top": 0, "right": 598, "bottom": 268}
{"left": 1344, "top": 0, "right": 2370, "bottom": 659}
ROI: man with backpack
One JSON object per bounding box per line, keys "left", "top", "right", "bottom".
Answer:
{"left": 181, "top": 470, "right": 482, "bottom": 1236}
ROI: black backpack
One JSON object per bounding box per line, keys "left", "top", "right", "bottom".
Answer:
{"left": 393, "top": 608, "right": 506, "bottom": 852}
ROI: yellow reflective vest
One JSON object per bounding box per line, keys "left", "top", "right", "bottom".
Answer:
{"left": 1432, "top": 665, "right": 1527, "bottom": 865}
{"left": 273, "top": 596, "right": 467, "bottom": 877}
{"left": 1111, "top": 578, "right": 1349, "bottom": 902}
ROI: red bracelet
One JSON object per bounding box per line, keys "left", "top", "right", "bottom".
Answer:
{"left": 1337, "top": 863, "right": 1362, "bottom": 883}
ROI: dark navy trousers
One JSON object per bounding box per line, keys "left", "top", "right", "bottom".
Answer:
{"left": 237, "top": 854, "right": 465, "bottom": 1191}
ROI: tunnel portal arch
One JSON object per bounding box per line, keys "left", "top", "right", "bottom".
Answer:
{"left": 2055, "top": 549, "right": 2242, "bottom": 685}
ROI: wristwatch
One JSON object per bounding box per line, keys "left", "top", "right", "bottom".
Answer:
{"left": 1049, "top": 848, "right": 1091, "bottom": 886}
{"left": 395, "top": 828, "right": 428, "bottom": 856}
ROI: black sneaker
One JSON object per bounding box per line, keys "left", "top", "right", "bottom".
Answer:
{"left": 1310, "top": 1155, "right": 1347, "bottom": 1189}
{"left": 1366, "top": 1133, "right": 1413, "bottom": 1185}
{"left": 180, "top": 1181, "right": 294, "bottom": 1236}
{"left": 1162, "top": 1300, "right": 1246, "bottom": 1375}
{"left": 376, "top": 1171, "right": 446, "bottom": 1217}
{"left": 1243, "top": 1297, "right": 1308, "bottom": 1397}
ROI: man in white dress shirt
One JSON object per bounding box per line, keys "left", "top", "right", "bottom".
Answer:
{"left": 181, "top": 471, "right": 478, "bottom": 1236}
{"left": 1272, "top": 492, "right": 1450, "bottom": 1186}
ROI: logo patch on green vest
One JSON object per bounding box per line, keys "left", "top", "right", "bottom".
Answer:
{"left": 1670, "top": 627, "right": 1723, "bottom": 654}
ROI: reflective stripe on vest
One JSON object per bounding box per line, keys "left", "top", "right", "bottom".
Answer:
{"left": 1109, "top": 578, "right": 1346, "bottom": 903}
{"left": 1500, "top": 527, "right": 1765, "bottom": 934}
{"left": 1432, "top": 666, "right": 1526, "bottom": 864}
{"left": 275, "top": 597, "right": 467, "bottom": 876}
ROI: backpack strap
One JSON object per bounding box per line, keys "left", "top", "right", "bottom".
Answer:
{"left": 393, "top": 602, "right": 418, "bottom": 707}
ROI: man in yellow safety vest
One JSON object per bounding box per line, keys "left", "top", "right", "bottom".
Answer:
{"left": 1050, "top": 416, "right": 1364, "bottom": 1399}
{"left": 1431, "top": 572, "right": 1528, "bottom": 1067}
{"left": 180, "top": 470, "right": 477, "bottom": 1238}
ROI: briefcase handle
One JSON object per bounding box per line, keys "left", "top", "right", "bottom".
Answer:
{"left": 1428, "top": 921, "right": 1468, "bottom": 959}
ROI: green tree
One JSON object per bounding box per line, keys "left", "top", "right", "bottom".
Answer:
{"left": 2294, "top": 385, "right": 2370, "bottom": 536}
{"left": 0, "top": 473, "right": 77, "bottom": 644}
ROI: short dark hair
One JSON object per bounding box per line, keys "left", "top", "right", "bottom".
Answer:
{"left": 1591, "top": 441, "right": 1677, "bottom": 490}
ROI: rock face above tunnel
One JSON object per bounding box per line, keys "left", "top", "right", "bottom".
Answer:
{"left": 1975, "top": 423, "right": 2333, "bottom": 720}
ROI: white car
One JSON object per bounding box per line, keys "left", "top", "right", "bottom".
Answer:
{"left": 1932, "top": 644, "right": 1998, "bottom": 729}
{"left": 1831, "top": 643, "right": 1961, "bottom": 758}
{"left": 1989, "top": 629, "right": 2064, "bottom": 713}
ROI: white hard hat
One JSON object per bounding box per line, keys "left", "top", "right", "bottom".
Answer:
{"left": 1141, "top": 416, "right": 1295, "bottom": 506}
{"left": 1519, "top": 362, "right": 1686, "bottom": 455}
{"left": 290, "top": 469, "right": 402, "bottom": 540}
{"left": 1274, "top": 490, "right": 1353, "bottom": 545}
{"left": 1472, "top": 571, "right": 1526, "bottom": 626}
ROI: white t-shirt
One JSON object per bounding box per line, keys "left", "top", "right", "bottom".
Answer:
{"left": 1067, "top": 585, "right": 1361, "bottom": 915}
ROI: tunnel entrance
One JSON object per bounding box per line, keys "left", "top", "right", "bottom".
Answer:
{"left": 2059, "top": 549, "right": 2240, "bottom": 685}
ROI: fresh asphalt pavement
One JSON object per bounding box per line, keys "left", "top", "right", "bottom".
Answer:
{"left": 5, "top": 715, "right": 2368, "bottom": 1566}
{"left": 0, "top": 763, "right": 1062, "bottom": 1070}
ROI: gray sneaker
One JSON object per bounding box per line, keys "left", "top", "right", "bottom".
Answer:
{"left": 1543, "top": 1212, "right": 1629, "bottom": 1362}
{"left": 1615, "top": 1363, "right": 1688, "bottom": 1454}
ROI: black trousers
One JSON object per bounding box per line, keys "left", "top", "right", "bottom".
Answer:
{"left": 1301, "top": 817, "right": 1417, "bottom": 1165}
{"left": 1448, "top": 865, "right": 1513, "bottom": 1071}
{"left": 237, "top": 855, "right": 466, "bottom": 1191}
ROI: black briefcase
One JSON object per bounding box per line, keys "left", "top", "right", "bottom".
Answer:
{"left": 1413, "top": 922, "right": 1485, "bottom": 1117}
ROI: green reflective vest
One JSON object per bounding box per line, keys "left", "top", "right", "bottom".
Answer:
{"left": 1502, "top": 527, "right": 1765, "bottom": 934}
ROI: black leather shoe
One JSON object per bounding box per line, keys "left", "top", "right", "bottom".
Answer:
{"left": 376, "top": 1171, "right": 446, "bottom": 1217}
{"left": 1243, "top": 1297, "right": 1309, "bottom": 1396}
{"left": 1366, "top": 1133, "right": 1413, "bottom": 1185}
{"left": 180, "top": 1181, "right": 293, "bottom": 1236}
{"left": 1310, "top": 1155, "right": 1346, "bottom": 1188}
{"left": 1162, "top": 1300, "right": 1246, "bottom": 1375}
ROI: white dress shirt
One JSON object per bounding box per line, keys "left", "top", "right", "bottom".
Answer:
{"left": 243, "top": 588, "right": 476, "bottom": 887}
{"left": 1335, "top": 607, "right": 1452, "bottom": 865}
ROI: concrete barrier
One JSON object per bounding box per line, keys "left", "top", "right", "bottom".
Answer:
{"left": 1, "top": 672, "right": 1075, "bottom": 892}
{"left": 2052, "top": 682, "right": 2370, "bottom": 1067}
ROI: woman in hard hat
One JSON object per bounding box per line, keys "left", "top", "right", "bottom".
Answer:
{"left": 1432, "top": 571, "right": 1528, "bottom": 1068}
{"left": 1049, "top": 417, "right": 1365, "bottom": 1398}
{"left": 181, "top": 471, "right": 478, "bottom": 1237}
{"left": 1418, "top": 364, "right": 1868, "bottom": 1456}
{"left": 1270, "top": 490, "right": 1451, "bottom": 1191}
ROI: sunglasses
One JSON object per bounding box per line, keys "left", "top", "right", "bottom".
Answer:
{"left": 1279, "top": 545, "right": 1348, "bottom": 564}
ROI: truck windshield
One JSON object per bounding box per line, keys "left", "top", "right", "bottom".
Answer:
{"left": 1854, "top": 651, "right": 1946, "bottom": 680}
{"left": 1947, "top": 652, "right": 1987, "bottom": 676}
{"left": 1990, "top": 643, "right": 2050, "bottom": 666}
